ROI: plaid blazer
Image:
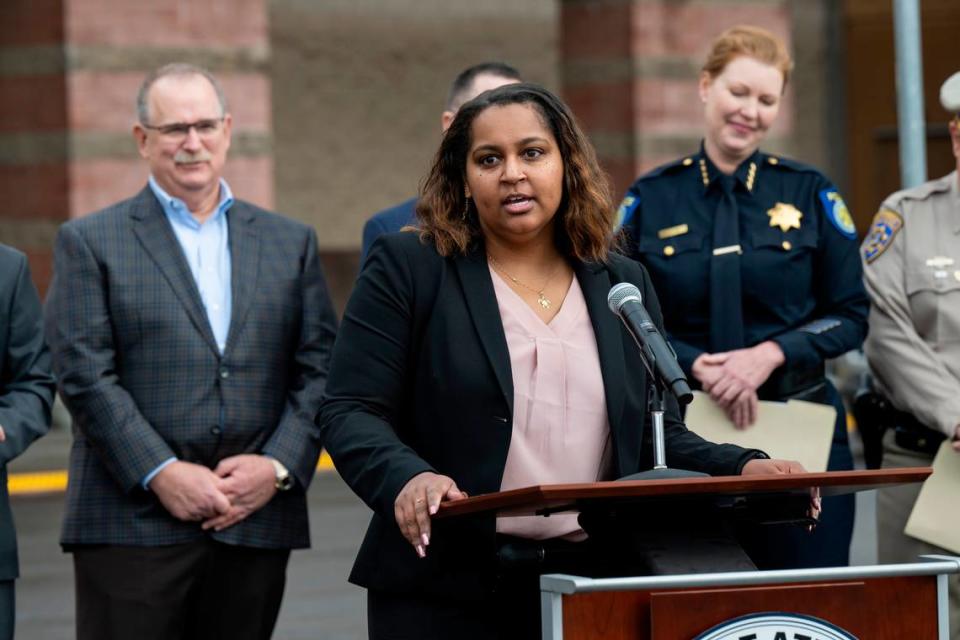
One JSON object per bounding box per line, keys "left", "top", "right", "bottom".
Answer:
{"left": 0, "top": 245, "right": 54, "bottom": 580}
{"left": 46, "top": 187, "right": 338, "bottom": 549}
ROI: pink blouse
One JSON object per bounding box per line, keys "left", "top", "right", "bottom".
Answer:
{"left": 489, "top": 266, "right": 612, "bottom": 540}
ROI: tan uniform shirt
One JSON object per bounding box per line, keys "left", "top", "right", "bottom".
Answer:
{"left": 861, "top": 171, "right": 960, "bottom": 437}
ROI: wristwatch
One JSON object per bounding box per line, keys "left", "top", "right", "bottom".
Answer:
{"left": 268, "top": 457, "right": 294, "bottom": 491}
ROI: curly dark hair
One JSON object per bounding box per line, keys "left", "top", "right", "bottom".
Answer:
{"left": 416, "top": 83, "right": 616, "bottom": 262}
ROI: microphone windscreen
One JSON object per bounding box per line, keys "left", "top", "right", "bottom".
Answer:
{"left": 607, "top": 282, "right": 642, "bottom": 314}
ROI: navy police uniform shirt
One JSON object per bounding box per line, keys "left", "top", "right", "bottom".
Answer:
{"left": 618, "top": 146, "right": 868, "bottom": 394}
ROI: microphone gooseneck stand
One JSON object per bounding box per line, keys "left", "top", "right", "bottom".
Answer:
{"left": 576, "top": 283, "right": 759, "bottom": 575}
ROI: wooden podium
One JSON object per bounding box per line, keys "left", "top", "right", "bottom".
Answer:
{"left": 539, "top": 557, "right": 960, "bottom": 639}
{"left": 436, "top": 468, "right": 958, "bottom": 639}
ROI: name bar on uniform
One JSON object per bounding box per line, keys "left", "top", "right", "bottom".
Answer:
{"left": 712, "top": 244, "right": 743, "bottom": 256}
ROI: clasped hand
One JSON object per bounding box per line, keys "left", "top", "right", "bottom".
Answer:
{"left": 692, "top": 341, "right": 785, "bottom": 429}
{"left": 148, "top": 455, "right": 278, "bottom": 531}
{"left": 394, "top": 471, "right": 468, "bottom": 558}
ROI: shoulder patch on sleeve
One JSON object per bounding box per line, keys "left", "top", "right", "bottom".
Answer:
{"left": 818, "top": 189, "right": 857, "bottom": 239}
{"left": 862, "top": 208, "right": 903, "bottom": 263}
{"left": 615, "top": 193, "right": 641, "bottom": 230}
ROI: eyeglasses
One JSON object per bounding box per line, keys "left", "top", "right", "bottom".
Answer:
{"left": 141, "top": 118, "right": 224, "bottom": 142}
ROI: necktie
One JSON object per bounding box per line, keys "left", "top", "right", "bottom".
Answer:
{"left": 708, "top": 175, "right": 745, "bottom": 352}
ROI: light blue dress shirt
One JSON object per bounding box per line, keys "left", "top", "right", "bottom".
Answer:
{"left": 142, "top": 175, "right": 235, "bottom": 488}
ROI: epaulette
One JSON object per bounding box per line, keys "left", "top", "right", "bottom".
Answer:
{"left": 759, "top": 153, "right": 822, "bottom": 176}
{"left": 618, "top": 156, "right": 698, "bottom": 229}
{"left": 882, "top": 173, "right": 953, "bottom": 209}
{"left": 636, "top": 155, "right": 698, "bottom": 183}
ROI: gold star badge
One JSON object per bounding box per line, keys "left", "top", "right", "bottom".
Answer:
{"left": 767, "top": 202, "right": 803, "bottom": 232}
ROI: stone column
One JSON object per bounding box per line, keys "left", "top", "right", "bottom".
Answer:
{"left": 0, "top": 0, "right": 273, "bottom": 294}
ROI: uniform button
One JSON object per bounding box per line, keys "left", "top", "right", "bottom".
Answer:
{"left": 682, "top": 157, "right": 693, "bottom": 166}
{"left": 663, "top": 245, "right": 675, "bottom": 257}
{"left": 767, "top": 157, "right": 779, "bottom": 165}
{"left": 782, "top": 240, "right": 792, "bottom": 251}
{"left": 210, "top": 426, "right": 222, "bottom": 436}
{"left": 219, "top": 368, "right": 229, "bottom": 379}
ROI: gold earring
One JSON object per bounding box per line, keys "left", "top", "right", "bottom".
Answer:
{"left": 462, "top": 186, "right": 472, "bottom": 220}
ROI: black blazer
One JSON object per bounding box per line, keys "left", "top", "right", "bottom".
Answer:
{"left": 320, "top": 232, "right": 761, "bottom": 598}
{"left": 45, "top": 188, "right": 338, "bottom": 550}
{"left": 0, "top": 245, "right": 55, "bottom": 581}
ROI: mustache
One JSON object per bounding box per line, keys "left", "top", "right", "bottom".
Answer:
{"left": 174, "top": 150, "right": 213, "bottom": 164}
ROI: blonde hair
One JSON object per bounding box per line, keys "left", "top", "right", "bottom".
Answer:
{"left": 702, "top": 25, "right": 794, "bottom": 90}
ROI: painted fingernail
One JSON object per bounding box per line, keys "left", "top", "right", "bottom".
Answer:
{"left": 421, "top": 533, "right": 430, "bottom": 547}
{"left": 415, "top": 544, "right": 426, "bottom": 558}
{"left": 429, "top": 504, "right": 438, "bottom": 515}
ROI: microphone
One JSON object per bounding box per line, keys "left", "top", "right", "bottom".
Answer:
{"left": 607, "top": 283, "right": 693, "bottom": 405}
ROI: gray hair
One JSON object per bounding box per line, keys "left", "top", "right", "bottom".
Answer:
{"left": 136, "top": 63, "right": 228, "bottom": 125}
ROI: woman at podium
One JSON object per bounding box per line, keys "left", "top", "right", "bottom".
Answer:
{"left": 616, "top": 25, "right": 868, "bottom": 569}
{"left": 319, "top": 83, "right": 807, "bottom": 639}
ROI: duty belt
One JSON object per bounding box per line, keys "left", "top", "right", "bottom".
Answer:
{"left": 890, "top": 407, "right": 945, "bottom": 456}
{"left": 854, "top": 390, "right": 945, "bottom": 458}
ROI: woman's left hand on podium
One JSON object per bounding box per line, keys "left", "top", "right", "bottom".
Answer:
{"left": 740, "top": 458, "right": 821, "bottom": 528}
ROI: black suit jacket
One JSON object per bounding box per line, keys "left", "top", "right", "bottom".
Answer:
{"left": 0, "top": 245, "right": 55, "bottom": 581}
{"left": 46, "top": 188, "right": 338, "bottom": 549}
{"left": 320, "top": 232, "right": 760, "bottom": 598}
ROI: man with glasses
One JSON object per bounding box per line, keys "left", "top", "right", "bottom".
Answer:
{"left": 45, "top": 63, "right": 338, "bottom": 640}
{"left": 861, "top": 70, "right": 960, "bottom": 637}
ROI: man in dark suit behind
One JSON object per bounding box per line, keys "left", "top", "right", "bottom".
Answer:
{"left": 360, "top": 61, "right": 523, "bottom": 262}
{"left": 0, "top": 245, "right": 55, "bottom": 640}
{"left": 45, "top": 63, "right": 338, "bottom": 640}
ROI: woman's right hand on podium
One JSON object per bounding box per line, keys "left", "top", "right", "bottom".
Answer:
{"left": 741, "top": 458, "right": 821, "bottom": 530}
{"left": 394, "top": 471, "right": 468, "bottom": 558}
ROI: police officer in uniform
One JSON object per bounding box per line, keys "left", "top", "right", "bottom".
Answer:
{"left": 862, "top": 71, "right": 960, "bottom": 638}
{"left": 619, "top": 25, "right": 868, "bottom": 569}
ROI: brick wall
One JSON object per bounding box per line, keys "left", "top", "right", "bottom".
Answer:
{"left": 3, "top": 0, "right": 832, "bottom": 310}
{"left": 269, "top": 0, "right": 559, "bottom": 310}
{"left": 560, "top": 0, "right": 794, "bottom": 200}
{"left": 0, "top": 0, "right": 273, "bottom": 295}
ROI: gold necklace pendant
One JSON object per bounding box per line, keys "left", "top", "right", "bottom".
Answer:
{"left": 488, "top": 254, "right": 559, "bottom": 312}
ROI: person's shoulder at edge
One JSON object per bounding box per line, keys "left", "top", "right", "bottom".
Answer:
{"left": 880, "top": 171, "right": 955, "bottom": 211}
{"left": 0, "top": 241, "right": 25, "bottom": 265}
{"left": 232, "top": 199, "right": 315, "bottom": 236}
{"left": 365, "top": 197, "right": 418, "bottom": 233}
{"left": 62, "top": 190, "right": 150, "bottom": 234}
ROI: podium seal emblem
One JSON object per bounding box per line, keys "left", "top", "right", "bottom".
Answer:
{"left": 695, "top": 612, "right": 857, "bottom": 640}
